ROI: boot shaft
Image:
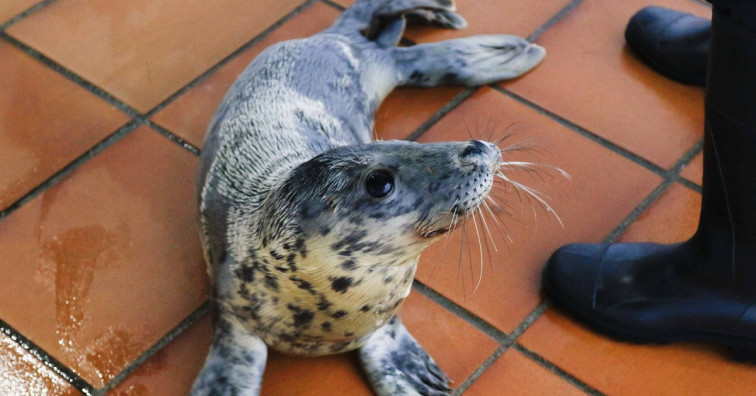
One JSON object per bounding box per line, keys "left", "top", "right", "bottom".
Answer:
{"left": 695, "top": 1, "right": 756, "bottom": 290}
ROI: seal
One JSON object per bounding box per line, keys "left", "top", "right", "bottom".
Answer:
{"left": 191, "top": 1, "right": 546, "bottom": 395}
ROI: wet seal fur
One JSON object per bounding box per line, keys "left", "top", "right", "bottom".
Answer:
{"left": 193, "top": 0, "right": 545, "bottom": 395}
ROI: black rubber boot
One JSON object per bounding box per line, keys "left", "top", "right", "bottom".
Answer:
{"left": 625, "top": 6, "right": 710, "bottom": 86}
{"left": 543, "top": 0, "right": 756, "bottom": 357}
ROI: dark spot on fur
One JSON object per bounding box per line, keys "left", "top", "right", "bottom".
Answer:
{"left": 264, "top": 273, "right": 279, "bottom": 291}
{"left": 270, "top": 250, "right": 285, "bottom": 260}
{"left": 321, "top": 322, "right": 332, "bottom": 332}
{"left": 360, "top": 304, "right": 371, "bottom": 312}
{"left": 332, "top": 310, "right": 348, "bottom": 319}
{"left": 341, "top": 259, "right": 357, "bottom": 270}
{"left": 344, "top": 331, "right": 354, "bottom": 337}
{"left": 290, "top": 276, "right": 315, "bottom": 295}
{"left": 331, "top": 276, "right": 354, "bottom": 293}
{"left": 236, "top": 266, "right": 255, "bottom": 282}
{"left": 274, "top": 266, "right": 288, "bottom": 272}
{"left": 287, "top": 304, "right": 314, "bottom": 328}
{"left": 320, "top": 226, "right": 331, "bottom": 236}
{"left": 287, "top": 253, "right": 298, "bottom": 272}
{"left": 317, "top": 297, "right": 332, "bottom": 311}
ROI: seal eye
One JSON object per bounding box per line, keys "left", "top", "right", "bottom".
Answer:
{"left": 365, "top": 171, "right": 394, "bottom": 198}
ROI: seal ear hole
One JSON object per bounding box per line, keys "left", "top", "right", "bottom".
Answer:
{"left": 365, "top": 170, "right": 394, "bottom": 198}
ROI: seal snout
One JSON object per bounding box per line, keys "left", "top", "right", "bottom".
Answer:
{"left": 459, "top": 140, "right": 501, "bottom": 169}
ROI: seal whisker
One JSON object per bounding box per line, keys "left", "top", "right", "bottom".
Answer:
{"left": 497, "top": 171, "right": 564, "bottom": 228}
{"left": 477, "top": 204, "right": 498, "bottom": 252}
{"left": 470, "top": 211, "right": 484, "bottom": 294}
{"left": 500, "top": 161, "right": 571, "bottom": 181}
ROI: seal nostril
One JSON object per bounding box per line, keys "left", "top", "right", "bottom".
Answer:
{"left": 460, "top": 140, "right": 487, "bottom": 158}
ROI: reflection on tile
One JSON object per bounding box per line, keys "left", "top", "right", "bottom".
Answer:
{"left": 152, "top": 3, "right": 341, "bottom": 148}
{"left": 110, "top": 313, "right": 213, "bottom": 396}
{"left": 414, "top": 87, "right": 661, "bottom": 333}
{"left": 680, "top": 152, "right": 703, "bottom": 186}
{"left": 520, "top": 309, "right": 756, "bottom": 396}
{"left": 0, "top": 41, "right": 130, "bottom": 211}
{"left": 7, "top": 0, "right": 306, "bottom": 112}
{"left": 0, "top": 0, "right": 40, "bottom": 23}
{"left": 0, "top": 332, "right": 79, "bottom": 396}
{"left": 465, "top": 348, "right": 584, "bottom": 396}
{"left": 0, "top": 127, "right": 207, "bottom": 387}
{"left": 619, "top": 182, "right": 700, "bottom": 244}
{"left": 504, "top": 0, "right": 710, "bottom": 169}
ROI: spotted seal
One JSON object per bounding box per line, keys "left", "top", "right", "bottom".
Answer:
{"left": 191, "top": 0, "right": 545, "bottom": 394}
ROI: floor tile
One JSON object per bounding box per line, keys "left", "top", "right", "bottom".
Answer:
{"left": 151, "top": 3, "right": 341, "bottom": 148}
{"left": 618, "top": 182, "right": 700, "bottom": 244}
{"left": 680, "top": 152, "right": 703, "bottom": 186}
{"left": 0, "top": 41, "right": 130, "bottom": 212}
{"left": 413, "top": 87, "right": 661, "bottom": 333}
{"left": 520, "top": 309, "right": 756, "bottom": 396}
{"left": 109, "top": 313, "right": 213, "bottom": 396}
{"left": 6, "top": 0, "right": 306, "bottom": 112}
{"left": 0, "top": 127, "right": 207, "bottom": 387}
{"left": 332, "top": 0, "right": 572, "bottom": 40}
{"left": 464, "top": 348, "right": 584, "bottom": 396}
{"left": 504, "top": 0, "right": 710, "bottom": 169}
{"left": 0, "top": 0, "right": 39, "bottom": 23}
{"left": 0, "top": 332, "right": 79, "bottom": 396}
{"left": 375, "top": 86, "right": 463, "bottom": 141}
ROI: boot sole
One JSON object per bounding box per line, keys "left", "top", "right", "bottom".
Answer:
{"left": 542, "top": 273, "right": 756, "bottom": 362}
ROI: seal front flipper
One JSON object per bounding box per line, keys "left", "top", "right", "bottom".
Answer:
{"left": 393, "top": 34, "right": 547, "bottom": 86}
{"left": 190, "top": 317, "right": 268, "bottom": 396}
{"left": 359, "top": 316, "right": 452, "bottom": 396}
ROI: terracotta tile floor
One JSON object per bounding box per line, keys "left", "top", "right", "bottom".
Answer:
{"left": 2, "top": 0, "right": 753, "bottom": 395}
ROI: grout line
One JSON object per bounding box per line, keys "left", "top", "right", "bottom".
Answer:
{"left": 451, "top": 301, "right": 552, "bottom": 395}
{"left": 0, "top": 0, "right": 59, "bottom": 31}
{"left": 412, "top": 281, "right": 508, "bottom": 343}
{"left": 0, "top": 32, "right": 140, "bottom": 118}
{"left": 679, "top": 176, "right": 702, "bottom": 193}
{"left": 451, "top": 344, "right": 509, "bottom": 396}
{"left": 0, "top": 120, "right": 140, "bottom": 221}
{"left": 147, "top": 121, "right": 201, "bottom": 155}
{"left": 514, "top": 343, "right": 605, "bottom": 396}
{"left": 493, "top": 87, "right": 667, "bottom": 176}
{"left": 527, "top": 0, "right": 585, "bottom": 42}
{"left": 320, "top": 0, "right": 346, "bottom": 11}
{"left": 405, "top": 88, "right": 477, "bottom": 141}
{"left": 143, "top": 0, "right": 319, "bottom": 118}
{"left": 602, "top": 138, "right": 703, "bottom": 242}
{"left": 602, "top": 179, "right": 674, "bottom": 243}
{"left": 509, "top": 300, "right": 551, "bottom": 340}
{"left": 100, "top": 301, "right": 211, "bottom": 392}
{"left": 0, "top": 319, "right": 95, "bottom": 395}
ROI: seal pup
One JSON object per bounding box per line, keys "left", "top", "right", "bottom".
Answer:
{"left": 193, "top": 0, "right": 546, "bottom": 394}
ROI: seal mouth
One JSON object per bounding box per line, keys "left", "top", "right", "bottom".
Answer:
{"left": 419, "top": 227, "right": 452, "bottom": 239}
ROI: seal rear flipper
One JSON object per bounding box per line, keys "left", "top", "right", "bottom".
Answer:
{"left": 327, "top": 0, "right": 464, "bottom": 39}
{"left": 359, "top": 316, "right": 452, "bottom": 396}
{"left": 393, "top": 34, "right": 547, "bottom": 86}
{"left": 190, "top": 318, "right": 268, "bottom": 396}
